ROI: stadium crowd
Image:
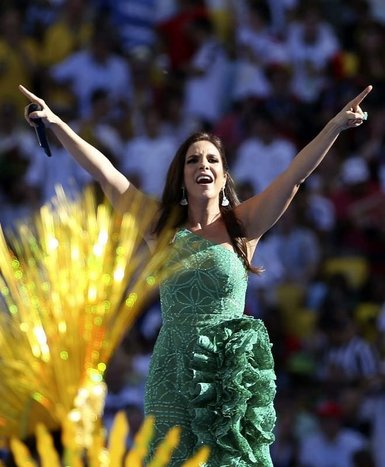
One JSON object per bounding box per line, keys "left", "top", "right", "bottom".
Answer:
{"left": 1, "top": 0, "right": 385, "bottom": 465}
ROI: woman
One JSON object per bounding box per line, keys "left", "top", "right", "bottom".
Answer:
{"left": 19, "top": 84, "right": 372, "bottom": 466}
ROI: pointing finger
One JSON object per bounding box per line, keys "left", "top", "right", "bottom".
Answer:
{"left": 18, "top": 84, "right": 43, "bottom": 104}
{"left": 345, "top": 85, "right": 373, "bottom": 111}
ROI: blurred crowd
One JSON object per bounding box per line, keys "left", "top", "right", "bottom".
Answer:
{"left": 1, "top": 0, "right": 385, "bottom": 465}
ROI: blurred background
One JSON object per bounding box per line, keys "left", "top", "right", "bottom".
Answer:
{"left": 0, "top": 0, "right": 385, "bottom": 465}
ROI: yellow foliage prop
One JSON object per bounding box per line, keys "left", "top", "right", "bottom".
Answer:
{"left": 0, "top": 186, "right": 173, "bottom": 440}
{"left": 9, "top": 413, "right": 210, "bottom": 467}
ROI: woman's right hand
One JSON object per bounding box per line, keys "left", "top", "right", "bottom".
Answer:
{"left": 19, "top": 84, "right": 59, "bottom": 128}
{"left": 331, "top": 85, "right": 372, "bottom": 132}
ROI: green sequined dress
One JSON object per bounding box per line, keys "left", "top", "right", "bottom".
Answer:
{"left": 144, "top": 228, "right": 276, "bottom": 466}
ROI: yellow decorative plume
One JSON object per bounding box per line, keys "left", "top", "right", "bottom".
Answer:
{"left": 8, "top": 412, "right": 210, "bottom": 466}
{"left": 0, "top": 185, "right": 173, "bottom": 440}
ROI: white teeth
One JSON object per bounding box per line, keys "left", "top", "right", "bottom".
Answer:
{"left": 196, "top": 175, "right": 213, "bottom": 183}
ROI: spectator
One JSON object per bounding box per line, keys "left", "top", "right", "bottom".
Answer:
{"left": 156, "top": 0, "right": 209, "bottom": 75}
{"left": 233, "top": 109, "right": 296, "bottom": 194}
{"left": 50, "top": 26, "right": 132, "bottom": 117}
{"left": 361, "top": 389, "right": 385, "bottom": 467}
{"left": 204, "top": 0, "right": 236, "bottom": 42}
{"left": 329, "top": 156, "right": 385, "bottom": 260}
{"left": 40, "top": 0, "right": 94, "bottom": 68}
{"left": 67, "top": 89, "right": 124, "bottom": 171}
{"left": 162, "top": 86, "right": 202, "bottom": 145}
{"left": 24, "top": 135, "right": 92, "bottom": 205}
{"left": 354, "top": 20, "right": 385, "bottom": 105}
{"left": 271, "top": 399, "right": 300, "bottom": 467}
{"left": 235, "top": 1, "right": 288, "bottom": 67}
{"left": 126, "top": 46, "right": 166, "bottom": 136}
{"left": 263, "top": 63, "right": 303, "bottom": 142}
{"left": 211, "top": 101, "right": 246, "bottom": 166}
{"left": 286, "top": 4, "right": 340, "bottom": 103}
{"left": 246, "top": 230, "right": 286, "bottom": 318}
{"left": 304, "top": 174, "right": 336, "bottom": 239}
{"left": 232, "top": 2, "right": 288, "bottom": 106}
{"left": 266, "top": 0, "right": 299, "bottom": 37}
{"left": 120, "top": 106, "right": 178, "bottom": 197}
{"left": 96, "top": 0, "right": 161, "bottom": 55}
{"left": 298, "top": 400, "right": 368, "bottom": 467}
{"left": 183, "top": 16, "right": 230, "bottom": 128}
{"left": 0, "top": 9, "right": 39, "bottom": 112}
{"left": 0, "top": 101, "right": 39, "bottom": 227}
{"left": 268, "top": 203, "right": 321, "bottom": 284}
{"left": 317, "top": 311, "right": 380, "bottom": 391}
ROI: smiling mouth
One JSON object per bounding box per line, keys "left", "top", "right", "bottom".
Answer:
{"left": 196, "top": 175, "right": 213, "bottom": 184}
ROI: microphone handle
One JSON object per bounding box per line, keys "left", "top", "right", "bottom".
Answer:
{"left": 27, "top": 103, "right": 52, "bottom": 157}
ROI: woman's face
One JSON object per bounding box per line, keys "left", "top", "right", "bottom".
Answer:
{"left": 183, "top": 140, "right": 227, "bottom": 204}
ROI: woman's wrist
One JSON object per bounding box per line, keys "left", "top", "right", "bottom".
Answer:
{"left": 324, "top": 118, "right": 343, "bottom": 136}
{"left": 48, "top": 114, "right": 65, "bottom": 131}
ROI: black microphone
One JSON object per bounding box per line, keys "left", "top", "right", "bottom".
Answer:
{"left": 27, "top": 103, "right": 52, "bottom": 157}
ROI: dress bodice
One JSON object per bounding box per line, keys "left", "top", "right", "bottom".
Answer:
{"left": 160, "top": 228, "right": 248, "bottom": 326}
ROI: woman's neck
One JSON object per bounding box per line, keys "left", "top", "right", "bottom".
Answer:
{"left": 186, "top": 205, "right": 221, "bottom": 231}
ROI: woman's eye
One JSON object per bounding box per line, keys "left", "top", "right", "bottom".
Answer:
{"left": 186, "top": 156, "right": 219, "bottom": 164}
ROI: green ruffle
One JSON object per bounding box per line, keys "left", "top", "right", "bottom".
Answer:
{"left": 189, "top": 316, "right": 276, "bottom": 466}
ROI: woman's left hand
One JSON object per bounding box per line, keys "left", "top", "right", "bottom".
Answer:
{"left": 333, "top": 85, "right": 372, "bottom": 131}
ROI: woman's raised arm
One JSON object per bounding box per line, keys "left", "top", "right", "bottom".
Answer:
{"left": 235, "top": 85, "right": 373, "bottom": 241}
{"left": 19, "top": 84, "right": 142, "bottom": 210}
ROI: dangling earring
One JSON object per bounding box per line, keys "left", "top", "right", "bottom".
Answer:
{"left": 221, "top": 187, "right": 229, "bottom": 206}
{"left": 180, "top": 186, "right": 188, "bottom": 206}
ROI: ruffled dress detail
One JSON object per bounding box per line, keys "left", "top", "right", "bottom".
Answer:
{"left": 190, "top": 316, "right": 276, "bottom": 466}
{"left": 144, "top": 229, "right": 276, "bottom": 466}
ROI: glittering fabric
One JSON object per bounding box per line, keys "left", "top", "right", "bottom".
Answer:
{"left": 144, "top": 228, "right": 276, "bottom": 466}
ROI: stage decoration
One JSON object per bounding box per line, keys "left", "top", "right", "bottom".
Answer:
{"left": 9, "top": 411, "right": 211, "bottom": 466}
{"left": 0, "top": 185, "right": 176, "bottom": 444}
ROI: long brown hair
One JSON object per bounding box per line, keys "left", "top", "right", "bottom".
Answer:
{"left": 153, "top": 132, "right": 261, "bottom": 274}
